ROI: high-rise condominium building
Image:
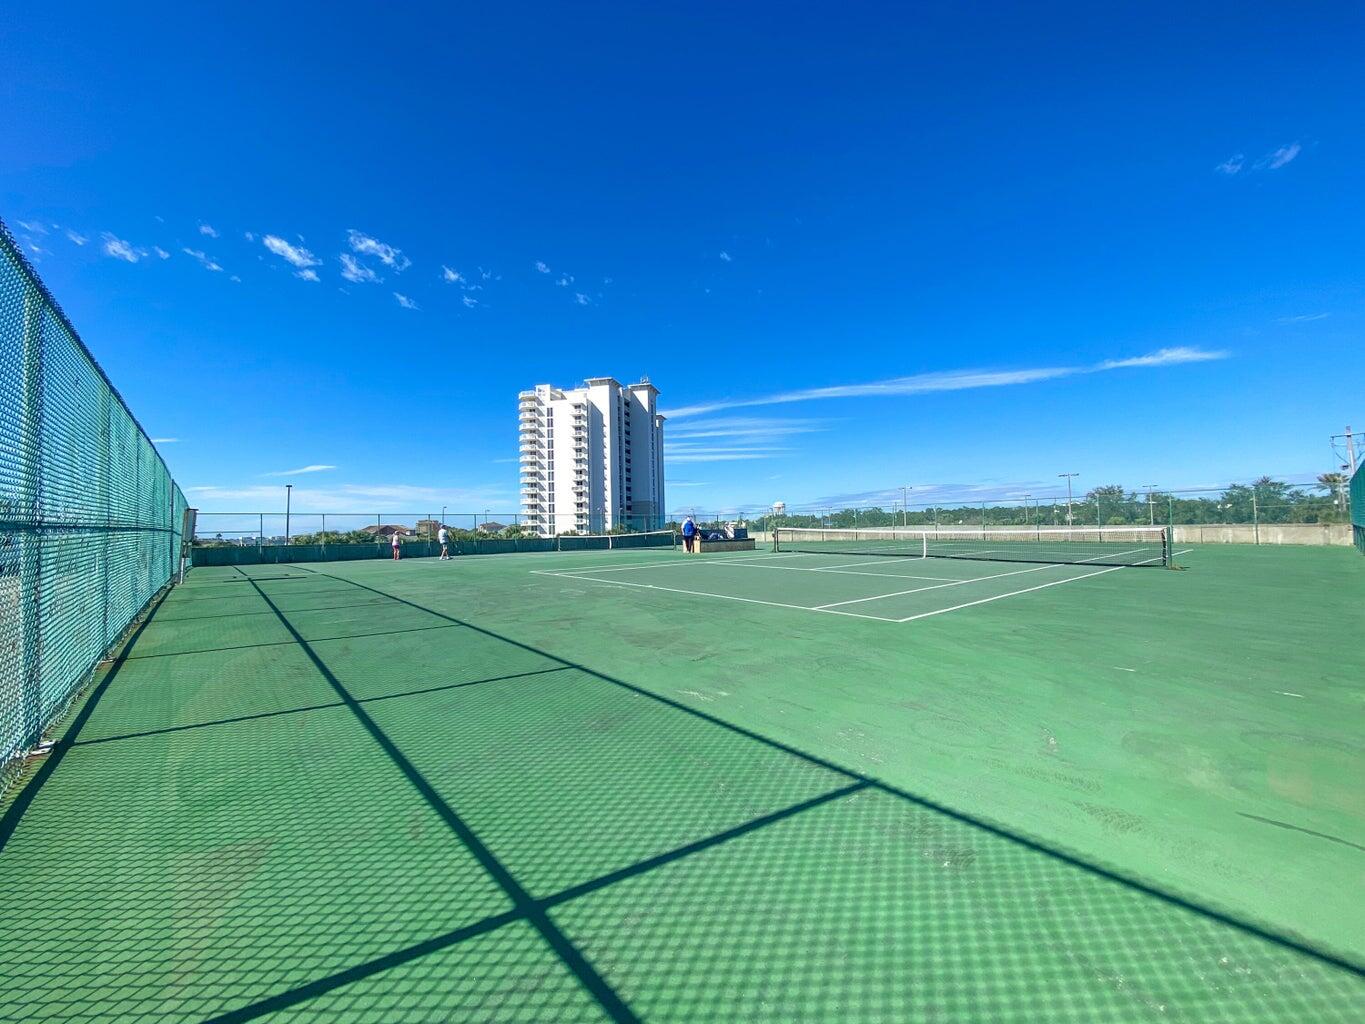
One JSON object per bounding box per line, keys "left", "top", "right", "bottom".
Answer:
{"left": 519, "top": 376, "right": 665, "bottom": 536}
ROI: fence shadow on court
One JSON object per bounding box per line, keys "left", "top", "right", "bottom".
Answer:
{"left": 1, "top": 562, "right": 1361, "bottom": 1023}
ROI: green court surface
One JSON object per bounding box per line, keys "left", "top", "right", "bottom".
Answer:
{"left": 1, "top": 543, "right": 1362, "bottom": 1022}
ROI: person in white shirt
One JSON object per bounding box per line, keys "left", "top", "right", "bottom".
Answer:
{"left": 391, "top": 530, "right": 401, "bottom": 561}
{"left": 438, "top": 526, "right": 450, "bottom": 560}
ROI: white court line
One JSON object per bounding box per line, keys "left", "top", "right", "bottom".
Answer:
{"left": 529, "top": 551, "right": 800, "bottom": 575}
{"left": 711, "top": 560, "right": 963, "bottom": 582}
{"left": 542, "top": 572, "right": 901, "bottom": 622}
{"left": 814, "top": 545, "right": 1152, "bottom": 610}
{"left": 896, "top": 565, "right": 1125, "bottom": 621}
{"left": 893, "top": 548, "right": 1170, "bottom": 622}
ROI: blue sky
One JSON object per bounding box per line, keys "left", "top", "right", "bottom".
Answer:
{"left": 4, "top": 3, "right": 1362, "bottom": 519}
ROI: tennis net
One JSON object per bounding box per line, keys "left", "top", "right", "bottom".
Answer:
{"left": 556, "top": 529, "right": 677, "bottom": 552}
{"left": 774, "top": 526, "right": 1168, "bottom": 567}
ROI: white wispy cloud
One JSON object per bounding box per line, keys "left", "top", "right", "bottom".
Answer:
{"left": 230, "top": 275, "right": 241, "bottom": 283}
{"left": 182, "top": 247, "right": 223, "bottom": 272}
{"left": 1095, "top": 346, "right": 1228, "bottom": 370}
{"left": 151, "top": 437, "right": 179, "bottom": 444}
{"left": 1220, "top": 141, "right": 1303, "bottom": 176}
{"left": 263, "top": 464, "right": 337, "bottom": 477}
{"left": 348, "top": 230, "right": 410, "bottom": 270}
{"left": 719, "top": 250, "right": 732, "bottom": 262}
{"left": 462, "top": 295, "right": 478, "bottom": 308}
{"left": 667, "top": 416, "right": 828, "bottom": 444}
{"left": 199, "top": 223, "right": 219, "bottom": 238}
{"left": 263, "top": 235, "right": 322, "bottom": 280}
{"left": 441, "top": 266, "right": 464, "bottom": 284}
{"left": 17, "top": 220, "right": 47, "bottom": 234}
{"left": 101, "top": 233, "right": 141, "bottom": 263}
{"left": 574, "top": 293, "right": 590, "bottom": 305}
{"left": 1215, "top": 153, "right": 1245, "bottom": 175}
{"left": 534, "top": 260, "right": 551, "bottom": 273}
{"left": 153, "top": 246, "right": 171, "bottom": 260}
{"left": 65, "top": 230, "right": 88, "bottom": 246}
{"left": 340, "top": 252, "right": 379, "bottom": 283}
{"left": 244, "top": 231, "right": 256, "bottom": 242}
{"left": 556, "top": 276, "right": 572, "bottom": 287}
{"left": 664, "top": 347, "right": 1230, "bottom": 418}
{"left": 1259, "top": 141, "right": 1301, "bottom": 170}
{"left": 394, "top": 292, "right": 419, "bottom": 309}
{"left": 668, "top": 451, "right": 783, "bottom": 463}
{"left": 1277, "top": 312, "right": 1329, "bottom": 324}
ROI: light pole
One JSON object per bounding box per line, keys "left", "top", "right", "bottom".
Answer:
{"left": 285, "top": 484, "right": 293, "bottom": 544}
{"left": 1145, "top": 484, "right": 1158, "bottom": 526}
{"left": 1058, "top": 473, "right": 1078, "bottom": 525}
{"left": 902, "top": 485, "right": 911, "bottom": 527}
{"left": 1022, "top": 493, "right": 1032, "bottom": 525}
{"left": 441, "top": 505, "right": 447, "bottom": 529}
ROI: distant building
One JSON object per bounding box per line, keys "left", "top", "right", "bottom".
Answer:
{"left": 362, "top": 524, "right": 411, "bottom": 538}
{"left": 519, "top": 376, "right": 665, "bottom": 537}
{"left": 477, "top": 521, "right": 508, "bottom": 534}
{"left": 415, "top": 519, "right": 443, "bottom": 536}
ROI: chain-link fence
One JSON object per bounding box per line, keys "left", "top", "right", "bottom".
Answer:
{"left": 192, "top": 511, "right": 669, "bottom": 549}
{"left": 1, "top": 217, "right": 188, "bottom": 785}
{"left": 674, "top": 479, "right": 1353, "bottom": 536}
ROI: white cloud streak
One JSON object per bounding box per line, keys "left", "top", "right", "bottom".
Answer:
{"left": 263, "top": 235, "right": 322, "bottom": 272}
{"left": 534, "top": 260, "right": 550, "bottom": 273}
{"left": 394, "top": 292, "right": 419, "bottom": 309}
{"left": 101, "top": 233, "right": 141, "bottom": 263}
{"left": 182, "top": 247, "right": 223, "bottom": 272}
{"left": 263, "top": 464, "right": 337, "bottom": 477}
{"left": 199, "top": 223, "right": 219, "bottom": 238}
{"left": 151, "top": 437, "right": 179, "bottom": 444}
{"left": 65, "top": 230, "right": 88, "bottom": 246}
{"left": 340, "top": 252, "right": 379, "bottom": 283}
{"left": 1215, "top": 154, "right": 1244, "bottom": 175}
{"left": 348, "top": 230, "right": 410, "bottom": 270}
{"left": 664, "top": 347, "right": 1229, "bottom": 418}
{"left": 1260, "top": 141, "right": 1301, "bottom": 170}
{"left": 441, "top": 266, "right": 463, "bottom": 284}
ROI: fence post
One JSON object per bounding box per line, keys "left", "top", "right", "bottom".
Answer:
{"left": 321, "top": 513, "right": 327, "bottom": 556}
{"left": 258, "top": 513, "right": 263, "bottom": 553}
{"left": 980, "top": 502, "right": 987, "bottom": 537}
{"left": 1252, "top": 488, "right": 1260, "bottom": 545}
{"left": 19, "top": 274, "right": 44, "bottom": 749}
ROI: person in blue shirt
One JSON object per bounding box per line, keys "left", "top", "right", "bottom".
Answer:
{"left": 681, "top": 515, "right": 698, "bottom": 554}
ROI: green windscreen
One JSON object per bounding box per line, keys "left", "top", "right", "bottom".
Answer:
{"left": 0, "top": 217, "right": 187, "bottom": 782}
{"left": 1353, "top": 462, "right": 1364, "bottom": 555}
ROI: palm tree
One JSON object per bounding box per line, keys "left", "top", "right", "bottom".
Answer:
{"left": 1317, "top": 472, "right": 1348, "bottom": 512}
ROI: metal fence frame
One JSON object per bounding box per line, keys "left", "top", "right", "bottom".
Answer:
{"left": 1, "top": 216, "right": 187, "bottom": 787}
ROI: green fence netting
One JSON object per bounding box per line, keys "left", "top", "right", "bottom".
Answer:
{"left": 191, "top": 530, "right": 678, "bottom": 566}
{"left": 1, "top": 216, "right": 187, "bottom": 784}
{"left": 1353, "top": 462, "right": 1364, "bottom": 555}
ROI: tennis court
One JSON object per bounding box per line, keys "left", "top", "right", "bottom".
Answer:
{"left": 531, "top": 527, "right": 1180, "bottom": 624}
{"left": 2, "top": 540, "right": 1362, "bottom": 1022}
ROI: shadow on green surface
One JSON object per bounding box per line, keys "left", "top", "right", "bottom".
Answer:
{"left": 1, "top": 559, "right": 1361, "bottom": 1023}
